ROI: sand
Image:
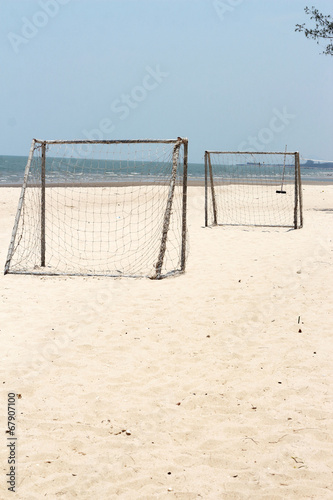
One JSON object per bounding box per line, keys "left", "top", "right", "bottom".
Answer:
{"left": 0, "top": 184, "right": 332, "bottom": 499}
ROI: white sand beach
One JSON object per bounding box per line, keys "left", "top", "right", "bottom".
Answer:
{"left": 1, "top": 184, "right": 333, "bottom": 499}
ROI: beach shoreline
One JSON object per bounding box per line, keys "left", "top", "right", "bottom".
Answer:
{"left": 1, "top": 178, "right": 333, "bottom": 189}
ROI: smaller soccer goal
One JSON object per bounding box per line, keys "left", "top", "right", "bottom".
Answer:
{"left": 205, "top": 151, "right": 303, "bottom": 229}
{"left": 5, "top": 138, "right": 188, "bottom": 278}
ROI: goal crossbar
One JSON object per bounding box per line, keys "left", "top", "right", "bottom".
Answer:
{"left": 33, "top": 139, "right": 183, "bottom": 145}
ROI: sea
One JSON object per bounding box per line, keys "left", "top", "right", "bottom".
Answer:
{"left": 0, "top": 155, "right": 332, "bottom": 185}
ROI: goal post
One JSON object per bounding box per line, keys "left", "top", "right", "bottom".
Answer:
{"left": 205, "top": 151, "right": 303, "bottom": 229}
{"left": 5, "top": 138, "right": 188, "bottom": 278}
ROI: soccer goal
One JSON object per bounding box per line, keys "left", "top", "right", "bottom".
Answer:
{"left": 5, "top": 138, "right": 188, "bottom": 278}
{"left": 205, "top": 151, "right": 303, "bottom": 229}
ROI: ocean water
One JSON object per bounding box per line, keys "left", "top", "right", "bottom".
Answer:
{"left": 0, "top": 155, "right": 332, "bottom": 185}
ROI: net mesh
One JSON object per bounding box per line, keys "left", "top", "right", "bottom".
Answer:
{"left": 206, "top": 152, "right": 301, "bottom": 228}
{"left": 6, "top": 140, "right": 187, "bottom": 278}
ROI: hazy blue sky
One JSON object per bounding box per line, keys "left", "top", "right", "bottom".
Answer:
{"left": 1, "top": 0, "right": 332, "bottom": 162}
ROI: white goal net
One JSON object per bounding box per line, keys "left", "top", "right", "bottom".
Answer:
{"left": 5, "top": 139, "right": 188, "bottom": 278}
{"left": 205, "top": 151, "right": 303, "bottom": 229}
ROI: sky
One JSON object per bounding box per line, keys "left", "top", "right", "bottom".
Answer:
{"left": 1, "top": 0, "right": 332, "bottom": 163}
